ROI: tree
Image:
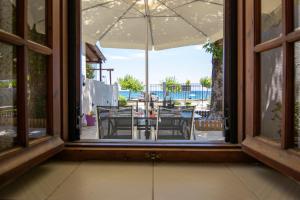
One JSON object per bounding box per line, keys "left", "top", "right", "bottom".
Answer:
{"left": 184, "top": 80, "right": 191, "bottom": 101}
{"left": 203, "top": 41, "right": 223, "bottom": 62}
{"left": 200, "top": 77, "right": 211, "bottom": 104}
{"left": 164, "top": 76, "right": 181, "bottom": 93}
{"left": 203, "top": 39, "right": 223, "bottom": 118}
{"left": 86, "top": 63, "right": 95, "bottom": 79}
{"left": 185, "top": 80, "right": 191, "bottom": 86}
{"left": 204, "top": 77, "right": 212, "bottom": 99}
{"left": 118, "top": 75, "right": 144, "bottom": 100}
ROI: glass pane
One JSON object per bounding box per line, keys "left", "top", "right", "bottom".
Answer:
{"left": 28, "top": 51, "right": 47, "bottom": 139}
{"left": 0, "top": 0, "right": 16, "bottom": 33}
{"left": 294, "top": 42, "right": 300, "bottom": 149}
{"left": 28, "top": 0, "right": 47, "bottom": 45}
{"left": 260, "top": 47, "right": 283, "bottom": 142}
{"left": 0, "top": 42, "right": 17, "bottom": 152}
{"left": 295, "top": 0, "right": 300, "bottom": 29}
{"left": 261, "top": 0, "right": 282, "bottom": 42}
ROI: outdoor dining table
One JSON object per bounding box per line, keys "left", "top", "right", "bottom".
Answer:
{"left": 107, "top": 112, "right": 202, "bottom": 125}
{"left": 105, "top": 111, "right": 201, "bottom": 140}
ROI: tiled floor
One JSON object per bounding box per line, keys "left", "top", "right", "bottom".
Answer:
{"left": 81, "top": 126, "right": 225, "bottom": 142}
{"left": 0, "top": 161, "right": 299, "bottom": 200}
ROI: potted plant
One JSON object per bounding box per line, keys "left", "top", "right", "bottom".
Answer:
{"left": 85, "top": 111, "right": 96, "bottom": 126}
{"left": 118, "top": 96, "right": 127, "bottom": 106}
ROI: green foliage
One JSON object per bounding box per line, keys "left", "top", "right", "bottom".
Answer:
{"left": 118, "top": 75, "right": 144, "bottom": 99}
{"left": 164, "top": 76, "right": 181, "bottom": 93}
{"left": 86, "top": 64, "right": 95, "bottom": 79}
{"left": 185, "top": 80, "right": 191, "bottom": 86}
{"left": 0, "top": 80, "right": 17, "bottom": 88}
{"left": 185, "top": 101, "right": 192, "bottom": 106}
{"left": 174, "top": 100, "right": 181, "bottom": 106}
{"left": 200, "top": 77, "right": 212, "bottom": 88}
{"left": 203, "top": 41, "right": 223, "bottom": 62}
{"left": 118, "top": 96, "right": 127, "bottom": 106}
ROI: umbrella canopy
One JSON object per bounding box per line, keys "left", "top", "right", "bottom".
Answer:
{"left": 82, "top": 0, "right": 224, "bottom": 50}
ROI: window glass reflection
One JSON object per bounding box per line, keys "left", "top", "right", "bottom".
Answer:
{"left": 261, "top": 0, "right": 282, "bottom": 42}
{"left": 260, "top": 47, "right": 283, "bottom": 142}
{"left": 28, "top": 0, "right": 47, "bottom": 44}
{"left": 0, "top": 42, "right": 17, "bottom": 152}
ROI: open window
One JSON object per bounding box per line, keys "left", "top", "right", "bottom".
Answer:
{"left": 67, "top": 0, "right": 240, "bottom": 145}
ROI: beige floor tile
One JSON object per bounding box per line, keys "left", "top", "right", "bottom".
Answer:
{"left": 0, "top": 160, "right": 80, "bottom": 200}
{"left": 154, "top": 162, "right": 258, "bottom": 200}
{"left": 48, "top": 161, "right": 152, "bottom": 200}
{"left": 1, "top": 161, "right": 300, "bottom": 200}
{"left": 226, "top": 163, "right": 300, "bottom": 200}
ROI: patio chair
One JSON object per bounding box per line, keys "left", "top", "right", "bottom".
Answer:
{"left": 97, "top": 106, "right": 134, "bottom": 139}
{"left": 156, "top": 106, "right": 195, "bottom": 140}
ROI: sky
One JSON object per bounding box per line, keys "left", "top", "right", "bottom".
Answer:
{"left": 98, "top": 45, "right": 213, "bottom": 85}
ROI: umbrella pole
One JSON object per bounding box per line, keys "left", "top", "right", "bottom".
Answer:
{"left": 145, "top": 1, "right": 149, "bottom": 118}
{"left": 144, "top": 0, "right": 151, "bottom": 139}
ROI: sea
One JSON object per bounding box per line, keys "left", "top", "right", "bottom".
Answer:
{"left": 119, "top": 90, "right": 211, "bottom": 100}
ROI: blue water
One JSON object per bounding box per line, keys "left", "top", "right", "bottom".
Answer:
{"left": 119, "top": 90, "right": 211, "bottom": 100}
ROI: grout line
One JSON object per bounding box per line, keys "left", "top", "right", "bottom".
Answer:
{"left": 225, "top": 163, "right": 260, "bottom": 200}
{"left": 45, "top": 161, "right": 83, "bottom": 200}
{"left": 152, "top": 161, "right": 155, "bottom": 200}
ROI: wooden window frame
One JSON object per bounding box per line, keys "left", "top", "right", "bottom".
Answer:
{"left": 0, "top": 0, "right": 64, "bottom": 184}
{"left": 243, "top": 0, "right": 300, "bottom": 181}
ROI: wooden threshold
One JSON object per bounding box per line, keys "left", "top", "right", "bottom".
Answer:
{"left": 66, "top": 141, "right": 236, "bottom": 148}
{"left": 57, "top": 143, "right": 254, "bottom": 163}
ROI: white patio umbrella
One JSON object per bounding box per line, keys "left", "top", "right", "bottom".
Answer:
{"left": 82, "top": 0, "right": 223, "bottom": 115}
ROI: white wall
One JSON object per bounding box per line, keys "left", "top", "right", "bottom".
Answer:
{"left": 81, "top": 43, "right": 86, "bottom": 78}
{"left": 82, "top": 79, "right": 118, "bottom": 115}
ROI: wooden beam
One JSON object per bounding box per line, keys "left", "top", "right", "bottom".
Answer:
{"left": 0, "top": 30, "right": 25, "bottom": 46}
{"left": 27, "top": 40, "right": 53, "bottom": 55}
{"left": 237, "top": 0, "right": 245, "bottom": 143}
{"left": 56, "top": 146, "right": 255, "bottom": 163}
{"left": 68, "top": 0, "right": 82, "bottom": 141}
{"left": 16, "top": 0, "right": 29, "bottom": 147}
{"left": 245, "top": 0, "right": 255, "bottom": 138}
{"left": 48, "top": 0, "right": 62, "bottom": 136}
{"left": 61, "top": 0, "right": 69, "bottom": 141}
{"left": 243, "top": 137, "right": 300, "bottom": 181}
{"left": 281, "top": 0, "right": 294, "bottom": 149}
{"left": 100, "top": 61, "right": 102, "bottom": 82}
{"left": 254, "top": 36, "right": 284, "bottom": 53}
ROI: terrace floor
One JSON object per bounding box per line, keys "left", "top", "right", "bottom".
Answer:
{"left": 0, "top": 160, "right": 299, "bottom": 200}
{"left": 80, "top": 126, "right": 225, "bottom": 142}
